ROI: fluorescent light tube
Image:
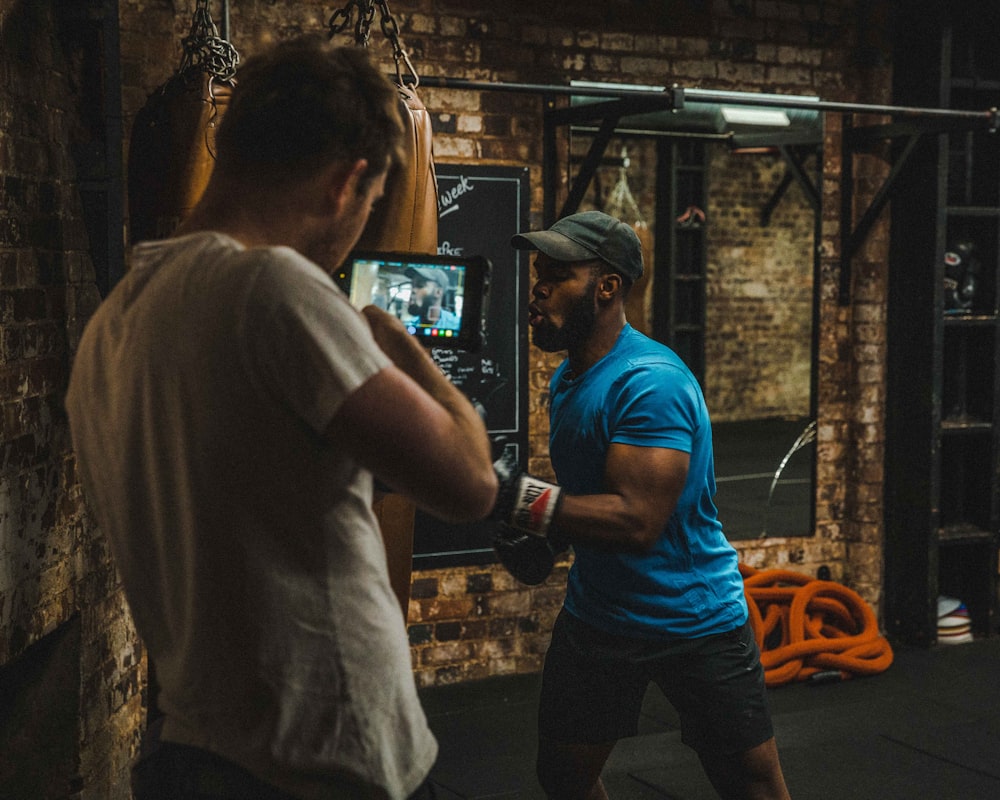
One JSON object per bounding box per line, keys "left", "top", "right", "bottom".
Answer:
{"left": 720, "top": 107, "right": 791, "bottom": 126}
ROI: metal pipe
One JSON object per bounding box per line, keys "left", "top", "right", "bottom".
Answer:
{"left": 417, "top": 76, "right": 652, "bottom": 97}
{"left": 680, "top": 87, "right": 994, "bottom": 125}
{"left": 220, "top": 0, "right": 229, "bottom": 41}
{"left": 417, "top": 76, "right": 997, "bottom": 127}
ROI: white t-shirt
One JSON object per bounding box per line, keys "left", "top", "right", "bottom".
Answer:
{"left": 66, "top": 232, "right": 436, "bottom": 800}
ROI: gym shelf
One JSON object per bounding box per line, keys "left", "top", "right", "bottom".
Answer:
{"left": 884, "top": 7, "right": 1000, "bottom": 646}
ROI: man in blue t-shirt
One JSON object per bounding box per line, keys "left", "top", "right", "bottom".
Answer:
{"left": 491, "top": 211, "right": 790, "bottom": 799}
{"left": 405, "top": 266, "right": 460, "bottom": 329}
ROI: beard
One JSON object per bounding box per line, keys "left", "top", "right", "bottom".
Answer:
{"left": 408, "top": 294, "right": 437, "bottom": 322}
{"left": 531, "top": 280, "right": 597, "bottom": 353}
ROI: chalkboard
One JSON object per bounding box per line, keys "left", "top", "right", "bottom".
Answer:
{"left": 413, "top": 164, "right": 531, "bottom": 566}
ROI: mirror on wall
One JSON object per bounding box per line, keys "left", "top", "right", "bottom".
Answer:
{"left": 703, "top": 143, "right": 818, "bottom": 540}
{"left": 572, "top": 118, "right": 820, "bottom": 541}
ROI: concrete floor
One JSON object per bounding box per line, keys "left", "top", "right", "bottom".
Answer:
{"left": 711, "top": 417, "right": 814, "bottom": 541}
{"left": 419, "top": 415, "right": 999, "bottom": 797}
{"left": 420, "top": 636, "right": 1000, "bottom": 799}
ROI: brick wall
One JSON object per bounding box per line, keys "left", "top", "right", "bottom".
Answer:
{"left": 820, "top": 113, "right": 894, "bottom": 604}
{"left": 364, "top": 0, "right": 891, "bottom": 680}
{"left": 0, "top": 1, "right": 896, "bottom": 795}
{"left": 115, "top": 0, "right": 894, "bottom": 700}
{"left": 0, "top": 2, "right": 141, "bottom": 797}
{"left": 407, "top": 560, "right": 569, "bottom": 687}
{"left": 706, "top": 147, "right": 815, "bottom": 422}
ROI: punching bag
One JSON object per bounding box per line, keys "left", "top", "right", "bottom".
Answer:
{"left": 128, "top": 73, "right": 233, "bottom": 242}
{"left": 629, "top": 221, "right": 655, "bottom": 336}
{"left": 330, "top": 0, "right": 441, "bottom": 618}
{"left": 127, "top": 1, "right": 238, "bottom": 243}
{"left": 362, "top": 78, "right": 439, "bottom": 616}
{"left": 356, "top": 82, "right": 439, "bottom": 255}
{"left": 605, "top": 149, "right": 654, "bottom": 336}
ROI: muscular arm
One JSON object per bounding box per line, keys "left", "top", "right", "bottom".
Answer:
{"left": 323, "top": 305, "right": 498, "bottom": 524}
{"left": 552, "top": 442, "right": 689, "bottom": 554}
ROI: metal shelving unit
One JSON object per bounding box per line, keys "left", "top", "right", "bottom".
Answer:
{"left": 652, "top": 139, "right": 708, "bottom": 382}
{"left": 885, "top": 6, "right": 1000, "bottom": 645}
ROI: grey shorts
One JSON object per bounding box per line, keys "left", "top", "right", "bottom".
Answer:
{"left": 538, "top": 608, "right": 774, "bottom": 756}
{"left": 132, "top": 722, "right": 439, "bottom": 800}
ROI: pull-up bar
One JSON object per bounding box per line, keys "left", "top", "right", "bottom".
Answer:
{"left": 419, "top": 76, "right": 999, "bottom": 129}
{"left": 421, "top": 75, "right": 998, "bottom": 304}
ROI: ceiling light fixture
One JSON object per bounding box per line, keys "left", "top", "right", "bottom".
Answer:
{"left": 720, "top": 107, "right": 791, "bottom": 127}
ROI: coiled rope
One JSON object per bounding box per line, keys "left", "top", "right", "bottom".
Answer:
{"left": 740, "top": 564, "right": 895, "bottom": 687}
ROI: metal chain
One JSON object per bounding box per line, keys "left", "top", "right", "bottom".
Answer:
{"left": 179, "top": 0, "right": 240, "bottom": 82}
{"left": 327, "top": 0, "right": 418, "bottom": 86}
{"left": 327, "top": 0, "right": 377, "bottom": 47}
{"left": 377, "top": 0, "right": 418, "bottom": 86}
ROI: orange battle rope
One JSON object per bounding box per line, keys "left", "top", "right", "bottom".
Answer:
{"left": 740, "top": 564, "right": 894, "bottom": 687}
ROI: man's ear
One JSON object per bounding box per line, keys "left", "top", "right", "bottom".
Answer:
{"left": 597, "top": 273, "right": 623, "bottom": 300}
{"left": 326, "top": 158, "right": 370, "bottom": 214}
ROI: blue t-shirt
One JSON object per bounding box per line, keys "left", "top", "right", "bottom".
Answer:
{"left": 550, "top": 325, "right": 747, "bottom": 639}
{"left": 436, "top": 307, "right": 460, "bottom": 330}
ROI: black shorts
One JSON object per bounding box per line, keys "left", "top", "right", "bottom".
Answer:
{"left": 538, "top": 608, "right": 774, "bottom": 756}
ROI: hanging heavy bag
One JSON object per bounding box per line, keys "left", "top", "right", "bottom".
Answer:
{"left": 355, "top": 81, "right": 439, "bottom": 255}
{"left": 128, "top": 74, "right": 233, "bottom": 242}
{"left": 127, "top": 1, "right": 238, "bottom": 243}
{"left": 329, "top": 0, "right": 440, "bottom": 618}
{"left": 604, "top": 149, "right": 654, "bottom": 335}
{"left": 330, "top": 0, "right": 438, "bottom": 255}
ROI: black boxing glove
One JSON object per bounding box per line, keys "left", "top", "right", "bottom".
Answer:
{"left": 944, "top": 239, "right": 980, "bottom": 314}
{"left": 489, "top": 459, "right": 567, "bottom": 584}
{"left": 493, "top": 527, "right": 559, "bottom": 586}
{"left": 490, "top": 469, "right": 564, "bottom": 541}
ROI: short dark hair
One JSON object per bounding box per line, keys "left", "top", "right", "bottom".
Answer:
{"left": 214, "top": 35, "right": 405, "bottom": 190}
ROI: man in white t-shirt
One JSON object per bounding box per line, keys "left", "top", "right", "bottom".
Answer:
{"left": 66, "top": 36, "right": 497, "bottom": 800}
